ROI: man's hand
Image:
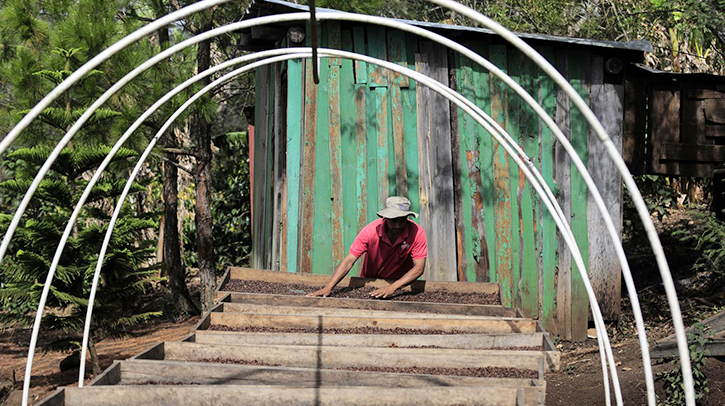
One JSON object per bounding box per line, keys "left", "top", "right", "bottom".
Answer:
{"left": 370, "top": 285, "right": 397, "bottom": 299}
{"left": 306, "top": 287, "right": 332, "bottom": 297}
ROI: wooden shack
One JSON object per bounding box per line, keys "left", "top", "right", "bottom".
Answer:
{"left": 241, "top": 0, "right": 652, "bottom": 340}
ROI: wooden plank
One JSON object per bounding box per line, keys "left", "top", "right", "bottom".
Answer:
{"left": 703, "top": 98, "right": 725, "bottom": 123}
{"left": 389, "top": 32, "right": 408, "bottom": 197}
{"left": 340, "top": 30, "right": 358, "bottom": 270}
{"left": 588, "top": 54, "right": 623, "bottom": 320}
{"left": 455, "top": 50, "right": 475, "bottom": 282}
{"left": 661, "top": 143, "right": 725, "bottom": 162}
{"left": 312, "top": 26, "right": 333, "bottom": 275}
{"left": 328, "top": 22, "right": 344, "bottom": 266}
{"left": 623, "top": 79, "right": 647, "bottom": 174}
{"left": 195, "top": 330, "right": 546, "bottom": 350}
{"left": 471, "top": 42, "right": 496, "bottom": 284}
{"left": 681, "top": 84, "right": 713, "bottom": 177}
{"left": 366, "top": 70, "right": 380, "bottom": 222}
{"left": 450, "top": 49, "right": 466, "bottom": 282}
{"left": 387, "top": 30, "right": 409, "bottom": 88}
{"left": 569, "top": 50, "right": 590, "bottom": 341}
{"left": 688, "top": 89, "right": 725, "bottom": 99}
{"left": 554, "top": 49, "right": 572, "bottom": 340}
{"left": 352, "top": 26, "right": 367, "bottom": 84}
{"left": 222, "top": 291, "right": 515, "bottom": 317}
{"left": 118, "top": 359, "right": 545, "bottom": 389}
{"left": 207, "top": 312, "right": 537, "bottom": 335}
{"left": 518, "top": 53, "right": 540, "bottom": 318}
{"left": 403, "top": 33, "right": 420, "bottom": 214}
{"left": 391, "top": 84, "right": 408, "bottom": 196}
{"left": 416, "top": 41, "right": 457, "bottom": 281}
{"left": 226, "top": 267, "right": 500, "bottom": 294}
{"left": 300, "top": 56, "right": 318, "bottom": 273}
{"left": 220, "top": 302, "right": 507, "bottom": 320}
{"left": 648, "top": 88, "right": 681, "bottom": 175}
{"left": 285, "top": 58, "right": 304, "bottom": 274}
{"left": 652, "top": 339, "right": 725, "bottom": 359}
{"left": 252, "top": 66, "right": 267, "bottom": 268}
{"left": 403, "top": 34, "right": 420, "bottom": 210}
{"left": 164, "top": 341, "right": 549, "bottom": 370}
{"left": 59, "top": 386, "right": 523, "bottom": 406}
{"left": 271, "top": 62, "right": 286, "bottom": 271}
{"left": 705, "top": 125, "right": 725, "bottom": 138}
{"left": 506, "top": 49, "right": 523, "bottom": 310}
{"left": 264, "top": 65, "right": 276, "bottom": 269}
{"left": 376, "top": 86, "right": 390, "bottom": 206}
{"left": 367, "top": 26, "right": 388, "bottom": 87}
{"left": 490, "top": 44, "right": 514, "bottom": 305}
{"left": 538, "top": 46, "right": 558, "bottom": 335}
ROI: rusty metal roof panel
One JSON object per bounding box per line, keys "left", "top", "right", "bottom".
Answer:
{"left": 243, "top": 0, "right": 653, "bottom": 53}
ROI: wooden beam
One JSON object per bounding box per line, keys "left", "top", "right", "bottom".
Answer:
{"left": 163, "top": 341, "right": 551, "bottom": 371}
{"left": 118, "top": 359, "right": 545, "bottom": 389}
{"left": 226, "top": 267, "right": 500, "bottom": 294}
{"left": 221, "top": 291, "right": 516, "bottom": 317}
{"left": 661, "top": 143, "right": 725, "bottom": 163}
{"left": 206, "top": 312, "right": 537, "bottom": 334}
{"left": 57, "top": 386, "right": 527, "bottom": 406}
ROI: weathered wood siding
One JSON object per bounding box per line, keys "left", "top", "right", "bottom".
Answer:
{"left": 252, "top": 23, "right": 625, "bottom": 339}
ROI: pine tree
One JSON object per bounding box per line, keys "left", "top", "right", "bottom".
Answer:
{"left": 0, "top": 145, "right": 161, "bottom": 375}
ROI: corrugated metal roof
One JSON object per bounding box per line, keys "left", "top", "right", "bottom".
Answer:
{"left": 244, "top": 0, "right": 653, "bottom": 53}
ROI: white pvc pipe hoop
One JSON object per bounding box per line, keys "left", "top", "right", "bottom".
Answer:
{"left": 427, "top": 0, "right": 693, "bottom": 404}
{"left": 7, "top": 15, "right": 652, "bottom": 403}
{"left": 73, "top": 49, "right": 622, "bottom": 405}
{"left": 3, "top": 4, "right": 687, "bottom": 405}
{"left": 14, "top": 10, "right": 640, "bottom": 406}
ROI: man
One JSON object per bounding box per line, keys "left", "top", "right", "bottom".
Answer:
{"left": 307, "top": 196, "right": 427, "bottom": 299}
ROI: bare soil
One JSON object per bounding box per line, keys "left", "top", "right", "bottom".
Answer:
{"left": 208, "top": 324, "right": 476, "bottom": 335}
{"left": 0, "top": 317, "right": 198, "bottom": 405}
{"left": 547, "top": 209, "right": 725, "bottom": 405}
{"left": 223, "top": 279, "right": 501, "bottom": 305}
{"left": 194, "top": 358, "right": 537, "bottom": 379}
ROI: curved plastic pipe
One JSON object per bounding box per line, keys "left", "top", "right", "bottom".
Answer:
{"left": 13, "top": 9, "right": 658, "bottom": 404}
{"left": 427, "top": 1, "right": 689, "bottom": 404}
{"left": 76, "top": 49, "right": 617, "bottom": 405}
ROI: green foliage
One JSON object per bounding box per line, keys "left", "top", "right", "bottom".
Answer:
{"left": 659, "top": 323, "right": 713, "bottom": 405}
{"left": 673, "top": 210, "right": 725, "bottom": 274}
{"left": 623, "top": 175, "right": 680, "bottom": 238}
{"left": 211, "top": 132, "right": 252, "bottom": 268}
{"left": 0, "top": 145, "right": 160, "bottom": 344}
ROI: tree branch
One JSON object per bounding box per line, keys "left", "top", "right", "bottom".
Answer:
{"left": 153, "top": 152, "right": 195, "bottom": 176}
{"left": 163, "top": 147, "right": 199, "bottom": 158}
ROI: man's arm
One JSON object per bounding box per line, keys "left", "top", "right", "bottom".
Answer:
{"left": 306, "top": 253, "right": 360, "bottom": 297}
{"left": 369, "top": 257, "right": 426, "bottom": 299}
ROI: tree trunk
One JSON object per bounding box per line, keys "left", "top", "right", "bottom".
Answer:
{"left": 164, "top": 154, "right": 200, "bottom": 315}
{"left": 153, "top": 0, "right": 199, "bottom": 316}
{"left": 87, "top": 333, "right": 101, "bottom": 376}
{"left": 193, "top": 16, "right": 216, "bottom": 313}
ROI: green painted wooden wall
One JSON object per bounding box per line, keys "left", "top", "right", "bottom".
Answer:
{"left": 252, "top": 22, "right": 624, "bottom": 340}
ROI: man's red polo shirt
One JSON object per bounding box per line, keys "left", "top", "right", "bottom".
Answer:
{"left": 349, "top": 218, "right": 427, "bottom": 279}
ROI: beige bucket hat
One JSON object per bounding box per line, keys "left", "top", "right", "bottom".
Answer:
{"left": 376, "top": 196, "right": 419, "bottom": 219}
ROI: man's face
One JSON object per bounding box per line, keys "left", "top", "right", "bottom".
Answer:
{"left": 385, "top": 217, "right": 408, "bottom": 233}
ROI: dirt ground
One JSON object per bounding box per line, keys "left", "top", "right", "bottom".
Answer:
{"left": 2, "top": 210, "right": 724, "bottom": 406}
{"left": 0, "top": 317, "right": 198, "bottom": 405}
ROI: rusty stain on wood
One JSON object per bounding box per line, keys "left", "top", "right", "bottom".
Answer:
{"left": 300, "top": 59, "right": 318, "bottom": 274}
{"left": 329, "top": 55, "right": 344, "bottom": 264}
{"left": 391, "top": 85, "right": 408, "bottom": 196}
